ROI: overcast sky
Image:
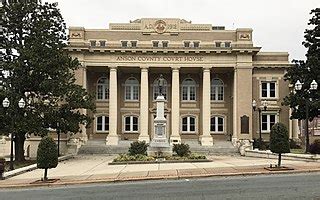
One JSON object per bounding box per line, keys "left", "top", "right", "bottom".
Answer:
{"left": 47, "top": 0, "right": 319, "bottom": 60}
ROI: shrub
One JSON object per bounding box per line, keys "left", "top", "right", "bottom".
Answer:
{"left": 253, "top": 138, "right": 269, "bottom": 150}
{"left": 188, "top": 153, "right": 206, "bottom": 160}
{"left": 290, "top": 139, "right": 302, "bottom": 149}
{"left": 37, "top": 136, "right": 58, "bottom": 181}
{"left": 128, "top": 141, "right": 148, "bottom": 155}
{"left": 310, "top": 139, "right": 320, "bottom": 154}
{"left": 113, "top": 154, "right": 155, "bottom": 162}
{"left": 173, "top": 143, "right": 190, "bottom": 157}
{"left": 270, "top": 123, "right": 290, "bottom": 167}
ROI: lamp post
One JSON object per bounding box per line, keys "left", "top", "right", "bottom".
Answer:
{"left": 295, "top": 79, "right": 318, "bottom": 153}
{"left": 252, "top": 99, "right": 268, "bottom": 150}
{"left": 2, "top": 97, "right": 26, "bottom": 170}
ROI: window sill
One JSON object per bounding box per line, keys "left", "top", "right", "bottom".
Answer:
{"left": 124, "top": 100, "right": 139, "bottom": 102}
{"left": 181, "top": 100, "right": 197, "bottom": 103}
{"left": 210, "top": 101, "right": 225, "bottom": 103}
{"left": 181, "top": 132, "right": 197, "bottom": 134}
{"left": 210, "top": 132, "right": 225, "bottom": 135}
{"left": 95, "top": 131, "right": 109, "bottom": 134}
{"left": 123, "top": 131, "right": 139, "bottom": 134}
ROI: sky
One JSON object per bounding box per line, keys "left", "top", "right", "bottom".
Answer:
{"left": 47, "top": 0, "right": 320, "bottom": 60}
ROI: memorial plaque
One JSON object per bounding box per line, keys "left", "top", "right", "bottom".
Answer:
{"left": 240, "top": 115, "right": 249, "bottom": 134}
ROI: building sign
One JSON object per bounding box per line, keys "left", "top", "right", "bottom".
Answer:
{"left": 116, "top": 55, "right": 204, "bottom": 62}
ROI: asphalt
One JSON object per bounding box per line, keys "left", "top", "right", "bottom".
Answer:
{"left": 0, "top": 155, "right": 320, "bottom": 188}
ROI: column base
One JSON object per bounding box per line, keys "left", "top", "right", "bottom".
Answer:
{"left": 200, "top": 136, "right": 213, "bottom": 146}
{"left": 106, "top": 135, "right": 119, "bottom": 145}
{"left": 138, "top": 136, "right": 150, "bottom": 143}
{"left": 170, "top": 136, "right": 181, "bottom": 144}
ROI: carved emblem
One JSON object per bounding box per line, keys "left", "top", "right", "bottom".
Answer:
{"left": 70, "top": 32, "right": 82, "bottom": 38}
{"left": 239, "top": 33, "right": 250, "bottom": 40}
{"left": 154, "top": 20, "right": 166, "bottom": 34}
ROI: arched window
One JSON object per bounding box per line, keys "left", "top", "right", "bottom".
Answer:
{"left": 97, "top": 77, "right": 109, "bottom": 100}
{"left": 210, "top": 116, "right": 224, "bottom": 133}
{"left": 153, "top": 78, "right": 168, "bottom": 100}
{"left": 182, "top": 78, "right": 196, "bottom": 101}
{"left": 182, "top": 116, "right": 196, "bottom": 132}
{"left": 96, "top": 115, "right": 109, "bottom": 132}
{"left": 124, "top": 116, "right": 139, "bottom": 132}
{"left": 211, "top": 78, "right": 224, "bottom": 101}
{"left": 125, "top": 77, "right": 139, "bottom": 100}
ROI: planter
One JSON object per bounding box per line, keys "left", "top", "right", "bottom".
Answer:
{"left": 110, "top": 159, "right": 212, "bottom": 165}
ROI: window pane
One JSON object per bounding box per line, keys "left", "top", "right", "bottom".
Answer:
{"left": 125, "top": 86, "right": 131, "bottom": 100}
{"left": 182, "top": 125, "right": 188, "bottom": 132}
{"left": 210, "top": 117, "right": 215, "bottom": 132}
{"left": 190, "top": 124, "right": 195, "bottom": 132}
{"left": 182, "top": 87, "right": 188, "bottom": 100}
{"left": 215, "top": 42, "right": 221, "bottom": 47}
{"left": 270, "top": 115, "right": 276, "bottom": 130}
{"left": 182, "top": 117, "right": 188, "bottom": 131}
{"left": 121, "top": 41, "right": 127, "bottom": 47}
{"left": 225, "top": 42, "right": 231, "bottom": 48}
{"left": 99, "top": 41, "right": 105, "bottom": 47}
{"left": 262, "top": 83, "right": 267, "bottom": 97}
{"left": 190, "top": 117, "right": 195, "bottom": 125}
{"left": 218, "top": 117, "right": 224, "bottom": 132}
{"left": 90, "top": 41, "right": 96, "bottom": 46}
{"left": 190, "top": 87, "right": 196, "bottom": 100}
{"left": 212, "top": 87, "right": 217, "bottom": 101}
{"left": 105, "top": 117, "right": 109, "bottom": 131}
{"left": 218, "top": 86, "right": 223, "bottom": 100}
{"left": 262, "top": 115, "right": 268, "bottom": 131}
{"left": 162, "top": 41, "right": 168, "bottom": 48}
{"left": 193, "top": 42, "right": 199, "bottom": 48}
{"left": 153, "top": 41, "right": 159, "bottom": 47}
{"left": 97, "top": 85, "right": 103, "bottom": 99}
{"left": 131, "top": 41, "right": 137, "bottom": 47}
{"left": 270, "top": 83, "right": 275, "bottom": 97}
{"left": 184, "top": 41, "right": 190, "bottom": 47}
{"left": 133, "top": 86, "right": 139, "bottom": 100}
{"left": 97, "top": 116, "right": 102, "bottom": 131}
{"left": 105, "top": 86, "right": 109, "bottom": 99}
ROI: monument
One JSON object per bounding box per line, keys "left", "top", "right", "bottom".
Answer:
{"left": 147, "top": 74, "right": 172, "bottom": 157}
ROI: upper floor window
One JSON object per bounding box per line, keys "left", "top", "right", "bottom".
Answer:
{"left": 125, "top": 77, "right": 139, "bottom": 101}
{"left": 153, "top": 78, "right": 168, "bottom": 100}
{"left": 211, "top": 78, "right": 224, "bottom": 101}
{"left": 90, "top": 40, "right": 96, "bottom": 47}
{"left": 96, "top": 116, "right": 109, "bottom": 132}
{"left": 153, "top": 41, "right": 159, "bottom": 48}
{"left": 210, "top": 116, "right": 224, "bottom": 133}
{"left": 97, "top": 77, "right": 109, "bottom": 100}
{"left": 193, "top": 41, "right": 200, "bottom": 48}
{"left": 131, "top": 41, "right": 137, "bottom": 47}
{"left": 225, "top": 42, "right": 231, "bottom": 48}
{"left": 99, "top": 41, "right": 106, "bottom": 47}
{"left": 262, "top": 114, "right": 276, "bottom": 132}
{"left": 124, "top": 116, "right": 138, "bottom": 132}
{"left": 182, "top": 78, "right": 196, "bottom": 101}
{"left": 184, "top": 41, "right": 190, "bottom": 48}
{"left": 121, "top": 41, "right": 128, "bottom": 47}
{"left": 162, "top": 41, "right": 168, "bottom": 48}
{"left": 215, "top": 42, "right": 221, "bottom": 48}
{"left": 182, "top": 116, "right": 196, "bottom": 132}
{"left": 261, "top": 82, "right": 276, "bottom": 98}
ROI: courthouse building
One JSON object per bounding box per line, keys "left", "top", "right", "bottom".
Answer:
{"left": 67, "top": 18, "right": 300, "bottom": 147}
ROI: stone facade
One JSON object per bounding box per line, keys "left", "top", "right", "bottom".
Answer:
{"left": 65, "top": 18, "right": 299, "bottom": 147}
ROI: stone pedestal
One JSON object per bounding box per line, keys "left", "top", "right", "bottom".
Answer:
{"left": 148, "top": 95, "right": 172, "bottom": 156}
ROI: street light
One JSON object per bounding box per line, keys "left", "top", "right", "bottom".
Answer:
{"left": 295, "top": 79, "right": 318, "bottom": 153}
{"left": 2, "top": 97, "right": 25, "bottom": 170}
{"left": 252, "top": 99, "right": 268, "bottom": 150}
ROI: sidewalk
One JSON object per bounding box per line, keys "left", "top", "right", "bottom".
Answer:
{"left": 1, "top": 155, "right": 320, "bottom": 188}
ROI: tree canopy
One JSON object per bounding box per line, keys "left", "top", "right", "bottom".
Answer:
{"left": 0, "top": 1, "right": 95, "bottom": 160}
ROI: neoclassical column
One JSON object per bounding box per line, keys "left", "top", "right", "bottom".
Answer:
{"left": 289, "top": 108, "right": 293, "bottom": 139}
{"left": 138, "top": 66, "right": 150, "bottom": 142}
{"left": 170, "top": 67, "right": 181, "bottom": 143}
{"left": 292, "top": 119, "right": 300, "bottom": 140}
{"left": 106, "top": 66, "right": 119, "bottom": 145}
{"left": 200, "top": 67, "right": 213, "bottom": 146}
{"left": 81, "top": 65, "right": 88, "bottom": 142}
{"left": 232, "top": 68, "right": 238, "bottom": 144}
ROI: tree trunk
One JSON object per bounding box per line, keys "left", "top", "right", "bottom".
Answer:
{"left": 14, "top": 133, "right": 26, "bottom": 162}
{"left": 44, "top": 168, "right": 48, "bottom": 181}
{"left": 278, "top": 153, "right": 282, "bottom": 167}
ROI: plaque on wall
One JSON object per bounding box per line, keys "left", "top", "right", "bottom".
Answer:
{"left": 240, "top": 115, "right": 249, "bottom": 134}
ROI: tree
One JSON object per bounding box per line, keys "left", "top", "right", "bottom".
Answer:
{"left": 0, "top": 1, "right": 95, "bottom": 161}
{"left": 37, "top": 136, "right": 58, "bottom": 181}
{"left": 283, "top": 8, "right": 320, "bottom": 152}
{"left": 269, "top": 123, "right": 290, "bottom": 167}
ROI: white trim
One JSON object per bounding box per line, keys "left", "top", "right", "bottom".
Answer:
{"left": 210, "top": 115, "right": 225, "bottom": 133}
{"left": 181, "top": 115, "right": 197, "bottom": 133}
{"left": 96, "top": 115, "right": 109, "bottom": 132}
{"left": 123, "top": 115, "right": 139, "bottom": 133}
{"left": 261, "top": 113, "right": 278, "bottom": 133}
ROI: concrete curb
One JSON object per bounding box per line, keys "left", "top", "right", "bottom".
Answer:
{"left": 245, "top": 150, "right": 320, "bottom": 162}
{"left": 1, "top": 167, "right": 320, "bottom": 189}
{"left": 3, "top": 154, "right": 74, "bottom": 179}
{"left": 109, "top": 159, "right": 212, "bottom": 165}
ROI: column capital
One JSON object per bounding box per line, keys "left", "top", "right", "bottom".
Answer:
{"left": 171, "top": 66, "right": 180, "bottom": 71}
{"left": 140, "top": 66, "right": 149, "bottom": 71}
{"left": 108, "top": 65, "right": 117, "bottom": 70}
{"left": 203, "top": 66, "right": 212, "bottom": 72}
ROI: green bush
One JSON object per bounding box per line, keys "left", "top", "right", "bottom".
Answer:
{"left": 128, "top": 141, "right": 148, "bottom": 155}
{"left": 173, "top": 143, "right": 190, "bottom": 157}
{"left": 289, "top": 139, "right": 302, "bottom": 149}
{"left": 37, "top": 136, "right": 58, "bottom": 180}
{"left": 270, "top": 123, "right": 290, "bottom": 167}
{"left": 310, "top": 139, "right": 320, "bottom": 154}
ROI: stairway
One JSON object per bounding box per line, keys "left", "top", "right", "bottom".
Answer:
{"left": 183, "top": 139, "right": 239, "bottom": 154}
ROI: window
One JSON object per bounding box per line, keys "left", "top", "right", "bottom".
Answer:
{"left": 210, "top": 116, "right": 224, "bottom": 132}
{"left": 225, "top": 42, "right": 231, "bottom": 48}
{"left": 184, "top": 41, "right": 190, "bottom": 48}
{"left": 162, "top": 41, "right": 168, "bottom": 48}
{"left": 99, "top": 41, "right": 106, "bottom": 47}
{"left": 97, "top": 77, "right": 109, "bottom": 100}
{"left": 215, "top": 42, "right": 221, "bottom": 47}
{"left": 96, "top": 116, "right": 109, "bottom": 132}
{"left": 90, "top": 40, "right": 96, "bottom": 47}
{"left": 153, "top": 78, "right": 168, "bottom": 100}
{"left": 131, "top": 41, "right": 137, "bottom": 47}
{"left": 262, "top": 114, "right": 276, "bottom": 132}
{"left": 182, "top": 78, "right": 196, "bottom": 101}
{"left": 193, "top": 41, "right": 200, "bottom": 48}
{"left": 121, "top": 41, "right": 128, "bottom": 47}
{"left": 125, "top": 77, "right": 139, "bottom": 101}
{"left": 182, "top": 116, "right": 196, "bottom": 132}
{"left": 124, "top": 116, "right": 138, "bottom": 132}
{"left": 261, "top": 82, "right": 276, "bottom": 98}
{"left": 211, "top": 78, "right": 224, "bottom": 101}
{"left": 153, "top": 41, "right": 159, "bottom": 47}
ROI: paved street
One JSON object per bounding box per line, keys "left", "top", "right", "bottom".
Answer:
{"left": 1, "top": 173, "right": 320, "bottom": 200}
